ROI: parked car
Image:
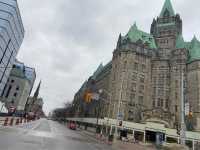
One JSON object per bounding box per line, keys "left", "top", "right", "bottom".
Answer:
{"left": 68, "top": 121, "right": 76, "bottom": 130}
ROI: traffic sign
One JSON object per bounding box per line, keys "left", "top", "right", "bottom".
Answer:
{"left": 117, "top": 112, "right": 124, "bottom": 120}
{"left": 185, "top": 102, "right": 190, "bottom": 116}
{"left": 91, "top": 93, "right": 100, "bottom": 101}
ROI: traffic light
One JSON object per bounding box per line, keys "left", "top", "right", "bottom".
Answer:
{"left": 84, "top": 92, "right": 92, "bottom": 103}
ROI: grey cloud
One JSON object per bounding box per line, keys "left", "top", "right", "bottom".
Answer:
{"left": 17, "top": 0, "right": 200, "bottom": 113}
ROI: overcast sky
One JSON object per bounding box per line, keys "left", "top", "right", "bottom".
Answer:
{"left": 16, "top": 0, "right": 200, "bottom": 114}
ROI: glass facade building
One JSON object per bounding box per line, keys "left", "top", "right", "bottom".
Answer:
{"left": 0, "top": 0, "right": 24, "bottom": 95}
{"left": 14, "top": 60, "right": 36, "bottom": 93}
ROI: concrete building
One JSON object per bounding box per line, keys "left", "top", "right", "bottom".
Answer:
{"left": 72, "top": 0, "right": 200, "bottom": 131}
{"left": 0, "top": 0, "right": 24, "bottom": 95}
{"left": 1, "top": 60, "right": 36, "bottom": 112}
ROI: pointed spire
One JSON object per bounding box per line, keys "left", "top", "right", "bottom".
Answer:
{"left": 159, "top": 0, "right": 175, "bottom": 17}
{"left": 92, "top": 64, "right": 104, "bottom": 80}
{"left": 191, "top": 35, "right": 200, "bottom": 47}
{"left": 192, "top": 35, "right": 198, "bottom": 42}
{"left": 127, "top": 22, "right": 138, "bottom": 36}
{"left": 176, "top": 35, "right": 185, "bottom": 49}
{"left": 117, "top": 33, "right": 122, "bottom": 48}
{"left": 33, "top": 80, "right": 41, "bottom": 98}
{"left": 133, "top": 21, "right": 138, "bottom": 30}
{"left": 188, "top": 35, "right": 200, "bottom": 63}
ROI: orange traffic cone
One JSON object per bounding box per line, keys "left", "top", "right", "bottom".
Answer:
{"left": 3, "top": 117, "right": 9, "bottom": 126}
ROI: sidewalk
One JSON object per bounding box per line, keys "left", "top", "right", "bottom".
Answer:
{"left": 78, "top": 127, "right": 156, "bottom": 150}
{"left": 112, "top": 141, "right": 156, "bottom": 150}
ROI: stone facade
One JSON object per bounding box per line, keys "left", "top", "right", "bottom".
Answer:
{"left": 72, "top": 0, "right": 200, "bottom": 131}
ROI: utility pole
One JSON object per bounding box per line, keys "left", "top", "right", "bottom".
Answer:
{"left": 180, "top": 70, "right": 186, "bottom": 145}
{"left": 115, "top": 70, "right": 125, "bottom": 137}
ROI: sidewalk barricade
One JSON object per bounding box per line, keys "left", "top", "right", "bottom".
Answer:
{"left": 2, "top": 117, "right": 35, "bottom": 127}
{"left": 3, "top": 117, "right": 9, "bottom": 126}
{"left": 9, "top": 118, "right": 14, "bottom": 126}
{"left": 15, "top": 118, "right": 19, "bottom": 125}
{"left": 20, "top": 118, "right": 23, "bottom": 124}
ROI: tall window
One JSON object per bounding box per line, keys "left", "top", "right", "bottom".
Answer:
{"left": 165, "top": 99, "right": 168, "bottom": 109}
{"left": 140, "top": 77, "right": 145, "bottom": 83}
{"left": 157, "top": 99, "right": 160, "bottom": 107}
{"left": 5, "top": 85, "right": 12, "bottom": 98}
{"left": 123, "top": 61, "right": 127, "bottom": 69}
{"left": 13, "top": 93, "right": 17, "bottom": 97}
{"left": 153, "top": 101, "right": 155, "bottom": 107}
{"left": 160, "top": 99, "right": 163, "bottom": 107}
{"left": 134, "top": 62, "right": 138, "bottom": 71}
{"left": 175, "top": 105, "right": 178, "bottom": 112}
{"left": 138, "top": 96, "right": 144, "bottom": 105}
{"left": 142, "top": 64, "right": 146, "bottom": 72}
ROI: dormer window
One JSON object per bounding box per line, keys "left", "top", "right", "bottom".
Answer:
{"left": 164, "top": 9, "right": 170, "bottom": 17}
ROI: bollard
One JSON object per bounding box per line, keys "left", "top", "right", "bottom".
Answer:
{"left": 9, "top": 118, "right": 14, "bottom": 126}
{"left": 3, "top": 117, "right": 9, "bottom": 126}
{"left": 15, "top": 118, "right": 19, "bottom": 125}
{"left": 20, "top": 118, "right": 23, "bottom": 124}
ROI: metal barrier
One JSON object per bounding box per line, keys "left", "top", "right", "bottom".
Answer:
{"left": 66, "top": 117, "right": 200, "bottom": 149}
{"left": 0, "top": 117, "right": 30, "bottom": 127}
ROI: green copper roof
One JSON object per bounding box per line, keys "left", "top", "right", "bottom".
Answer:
{"left": 176, "top": 35, "right": 185, "bottom": 49}
{"left": 92, "top": 63, "right": 104, "bottom": 80}
{"left": 125, "top": 23, "right": 157, "bottom": 49}
{"left": 188, "top": 36, "right": 200, "bottom": 63}
{"left": 159, "top": 0, "right": 175, "bottom": 17}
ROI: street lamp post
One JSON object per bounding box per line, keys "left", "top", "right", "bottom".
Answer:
{"left": 98, "top": 89, "right": 112, "bottom": 135}
{"left": 115, "top": 70, "right": 125, "bottom": 139}
{"left": 96, "top": 89, "right": 103, "bottom": 133}
{"left": 180, "top": 71, "right": 186, "bottom": 145}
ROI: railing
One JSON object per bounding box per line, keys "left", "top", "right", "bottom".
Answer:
{"left": 66, "top": 117, "right": 200, "bottom": 142}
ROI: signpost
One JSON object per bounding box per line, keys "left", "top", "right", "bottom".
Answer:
{"left": 117, "top": 112, "right": 123, "bottom": 121}
{"left": 185, "top": 102, "right": 190, "bottom": 116}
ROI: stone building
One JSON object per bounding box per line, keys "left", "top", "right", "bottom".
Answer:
{"left": 72, "top": 0, "right": 200, "bottom": 131}
{"left": 73, "top": 62, "right": 111, "bottom": 118}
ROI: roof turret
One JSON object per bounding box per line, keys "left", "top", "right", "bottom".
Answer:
{"left": 188, "top": 36, "right": 200, "bottom": 63}
{"left": 125, "top": 22, "right": 157, "bottom": 49}
{"left": 159, "top": 0, "right": 175, "bottom": 17}
{"left": 92, "top": 63, "right": 104, "bottom": 80}
{"left": 176, "top": 35, "right": 185, "bottom": 49}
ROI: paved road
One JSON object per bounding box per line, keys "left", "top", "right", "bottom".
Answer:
{"left": 0, "top": 119, "right": 112, "bottom": 150}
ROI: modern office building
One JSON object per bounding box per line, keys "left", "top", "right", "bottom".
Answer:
{"left": 1, "top": 60, "right": 35, "bottom": 112}
{"left": 72, "top": 0, "right": 200, "bottom": 131}
{"left": 0, "top": 0, "right": 25, "bottom": 95}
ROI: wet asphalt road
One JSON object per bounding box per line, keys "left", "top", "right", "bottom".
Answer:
{"left": 0, "top": 119, "right": 112, "bottom": 150}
